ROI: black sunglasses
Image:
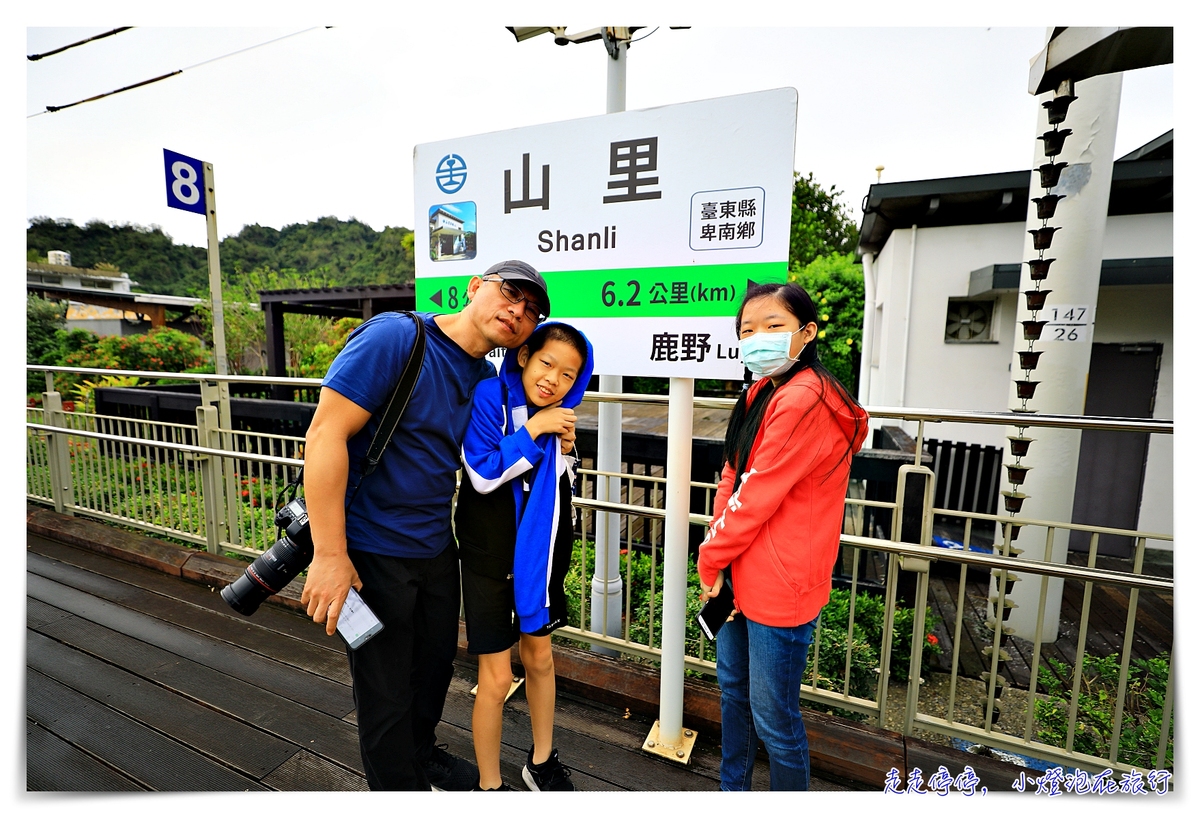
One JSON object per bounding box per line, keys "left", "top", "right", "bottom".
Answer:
{"left": 482, "top": 277, "right": 546, "bottom": 324}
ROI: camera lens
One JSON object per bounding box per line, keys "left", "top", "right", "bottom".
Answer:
{"left": 221, "top": 499, "right": 314, "bottom": 616}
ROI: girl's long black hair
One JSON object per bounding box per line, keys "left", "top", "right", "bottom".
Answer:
{"left": 722, "top": 282, "right": 865, "bottom": 489}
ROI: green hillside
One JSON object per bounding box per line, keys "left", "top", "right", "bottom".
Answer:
{"left": 27, "top": 216, "right": 416, "bottom": 297}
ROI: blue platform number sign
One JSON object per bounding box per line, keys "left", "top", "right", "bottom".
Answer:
{"left": 164, "top": 149, "right": 207, "bottom": 214}
{"left": 435, "top": 154, "right": 467, "bottom": 194}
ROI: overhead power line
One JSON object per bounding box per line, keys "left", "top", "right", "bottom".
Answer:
{"left": 630, "top": 27, "right": 660, "bottom": 44}
{"left": 28, "top": 26, "right": 328, "bottom": 118}
{"left": 28, "top": 27, "right": 135, "bottom": 61}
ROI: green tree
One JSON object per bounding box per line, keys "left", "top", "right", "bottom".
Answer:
{"left": 295, "top": 316, "right": 363, "bottom": 379}
{"left": 27, "top": 294, "right": 68, "bottom": 394}
{"left": 789, "top": 172, "right": 860, "bottom": 268}
{"left": 192, "top": 266, "right": 348, "bottom": 375}
{"left": 228, "top": 216, "right": 415, "bottom": 285}
{"left": 788, "top": 252, "right": 864, "bottom": 392}
{"left": 26, "top": 217, "right": 210, "bottom": 297}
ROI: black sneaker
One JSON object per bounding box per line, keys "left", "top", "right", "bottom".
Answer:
{"left": 424, "top": 744, "right": 478, "bottom": 792}
{"left": 471, "top": 782, "right": 516, "bottom": 791}
{"left": 521, "top": 747, "right": 574, "bottom": 791}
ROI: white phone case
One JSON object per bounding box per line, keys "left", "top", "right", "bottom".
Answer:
{"left": 337, "top": 587, "right": 384, "bottom": 650}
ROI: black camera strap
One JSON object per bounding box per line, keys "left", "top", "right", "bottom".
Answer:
{"left": 346, "top": 310, "right": 427, "bottom": 507}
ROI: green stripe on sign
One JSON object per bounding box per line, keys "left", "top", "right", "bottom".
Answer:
{"left": 415, "top": 262, "right": 787, "bottom": 317}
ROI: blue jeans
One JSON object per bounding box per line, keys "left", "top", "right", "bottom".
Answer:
{"left": 716, "top": 612, "right": 819, "bottom": 791}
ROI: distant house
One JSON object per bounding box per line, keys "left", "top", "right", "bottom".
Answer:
{"left": 856, "top": 130, "right": 1172, "bottom": 551}
{"left": 27, "top": 251, "right": 202, "bottom": 337}
{"left": 429, "top": 207, "right": 467, "bottom": 260}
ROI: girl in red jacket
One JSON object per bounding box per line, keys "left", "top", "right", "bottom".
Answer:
{"left": 699, "top": 282, "right": 868, "bottom": 790}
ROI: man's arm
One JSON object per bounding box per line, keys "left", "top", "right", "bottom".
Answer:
{"left": 300, "top": 386, "right": 372, "bottom": 636}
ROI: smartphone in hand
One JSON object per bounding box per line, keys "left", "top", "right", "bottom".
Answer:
{"left": 337, "top": 587, "right": 383, "bottom": 650}
{"left": 697, "top": 579, "right": 735, "bottom": 640}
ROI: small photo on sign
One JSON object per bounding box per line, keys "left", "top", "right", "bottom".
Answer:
{"left": 689, "top": 187, "right": 764, "bottom": 251}
{"left": 429, "top": 202, "right": 477, "bottom": 261}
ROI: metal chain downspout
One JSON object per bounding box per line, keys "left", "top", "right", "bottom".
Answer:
{"left": 989, "top": 80, "right": 1079, "bottom": 726}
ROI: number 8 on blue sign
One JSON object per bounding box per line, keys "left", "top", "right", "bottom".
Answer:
{"left": 164, "top": 149, "right": 206, "bottom": 214}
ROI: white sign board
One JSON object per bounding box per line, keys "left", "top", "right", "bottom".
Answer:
{"left": 413, "top": 88, "right": 798, "bottom": 377}
{"left": 1043, "top": 304, "right": 1093, "bottom": 343}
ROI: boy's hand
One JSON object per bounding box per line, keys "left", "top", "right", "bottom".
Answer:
{"left": 525, "top": 403, "right": 576, "bottom": 439}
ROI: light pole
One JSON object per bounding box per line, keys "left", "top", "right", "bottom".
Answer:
{"left": 595, "top": 30, "right": 628, "bottom": 656}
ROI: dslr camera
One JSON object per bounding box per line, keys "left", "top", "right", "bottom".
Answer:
{"left": 221, "top": 497, "right": 313, "bottom": 616}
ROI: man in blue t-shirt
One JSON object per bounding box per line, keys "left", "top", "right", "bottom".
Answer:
{"left": 301, "top": 260, "right": 564, "bottom": 791}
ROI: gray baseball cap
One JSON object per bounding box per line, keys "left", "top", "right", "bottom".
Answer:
{"left": 481, "top": 259, "right": 551, "bottom": 318}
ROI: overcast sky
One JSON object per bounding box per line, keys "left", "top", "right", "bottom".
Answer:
{"left": 24, "top": 25, "right": 1173, "bottom": 250}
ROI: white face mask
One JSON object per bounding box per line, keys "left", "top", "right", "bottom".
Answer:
{"left": 740, "top": 330, "right": 804, "bottom": 378}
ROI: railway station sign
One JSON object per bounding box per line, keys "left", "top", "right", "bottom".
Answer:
{"left": 414, "top": 87, "right": 798, "bottom": 377}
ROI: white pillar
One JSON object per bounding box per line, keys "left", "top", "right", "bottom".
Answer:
{"left": 591, "top": 38, "right": 627, "bottom": 648}
{"left": 1003, "top": 72, "right": 1123, "bottom": 642}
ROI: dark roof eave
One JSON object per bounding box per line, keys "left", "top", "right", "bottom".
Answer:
{"left": 857, "top": 158, "right": 1173, "bottom": 258}
{"left": 861, "top": 170, "right": 1032, "bottom": 211}
{"left": 257, "top": 282, "right": 416, "bottom": 306}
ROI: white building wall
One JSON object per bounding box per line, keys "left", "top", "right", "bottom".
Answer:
{"left": 867, "top": 212, "right": 1172, "bottom": 546}
{"left": 869, "top": 227, "right": 912, "bottom": 412}
{"left": 868, "top": 220, "right": 1027, "bottom": 446}
{"left": 1101, "top": 213, "right": 1173, "bottom": 258}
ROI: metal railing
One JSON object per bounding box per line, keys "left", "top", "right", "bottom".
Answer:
{"left": 27, "top": 365, "right": 1174, "bottom": 775}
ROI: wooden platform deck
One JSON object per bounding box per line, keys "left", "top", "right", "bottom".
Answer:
{"left": 26, "top": 535, "right": 863, "bottom": 792}
{"left": 849, "top": 547, "right": 1174, "bottom": 690}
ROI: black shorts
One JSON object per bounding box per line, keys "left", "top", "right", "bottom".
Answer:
{"left": 460, "top": 561, "right": 568, "bottom": 655}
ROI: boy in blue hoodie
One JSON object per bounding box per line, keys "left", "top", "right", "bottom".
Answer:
{"left": 456, "top": 321, "right": 594, "bottom": 791}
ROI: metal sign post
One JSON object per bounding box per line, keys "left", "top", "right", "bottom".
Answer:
{"left": 642, "top": 374, "right": 697, "bottom": 762}
{"left": 164, "top": 149, "right": 228, "bottom": 375}
{"left": 201, "top": 162, "right": 229, "bottom": 376}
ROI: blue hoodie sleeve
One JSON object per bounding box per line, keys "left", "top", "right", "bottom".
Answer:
{"left": 461, "top": 378, "right": 545, "bottom": 495}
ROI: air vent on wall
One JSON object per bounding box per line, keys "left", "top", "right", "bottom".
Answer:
{"left": 945, "top": 299, "right": 994, "bottom": 343}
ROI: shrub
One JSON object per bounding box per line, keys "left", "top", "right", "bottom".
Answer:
{"left": 73, "top": 375, "right": 140, "bottom": 414}
{"left": 62, "top": 326, "right": 208, "bottom": 371}
{"left": 58, "top": 327, "right": 209, "bottom": 394}
{"left": 1035, "top": 652, "right": 1173, "bottom": 770}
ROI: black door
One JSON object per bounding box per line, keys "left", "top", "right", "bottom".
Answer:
{"left": 1069, "top": 343, "right": 1162, "bottom": 557}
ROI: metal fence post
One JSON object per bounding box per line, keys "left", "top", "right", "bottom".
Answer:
{"left": 196, "top": 404, "right": 226, "bottom": 554}
{"left": 891, "top": 463, "right": 935, "bottom": 734}
{"left": 202, "top": 379, "right": 241, "bottom": 548}
{"left": 42, "top": 391, "right": 75, "bottom": 516}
